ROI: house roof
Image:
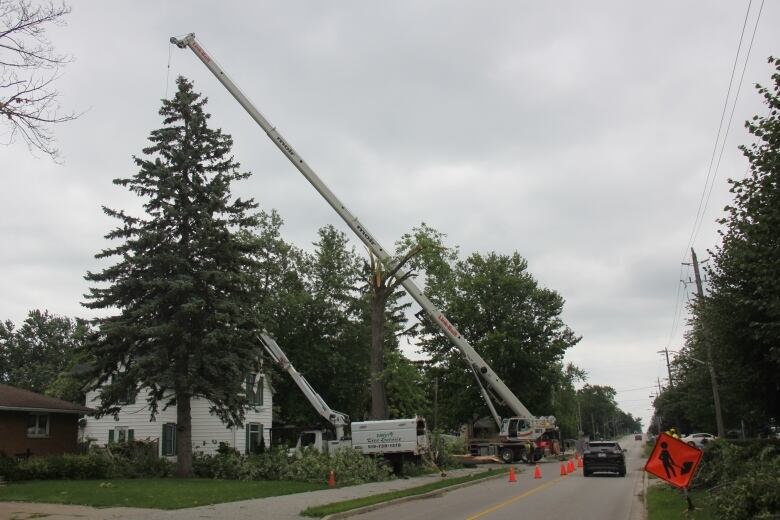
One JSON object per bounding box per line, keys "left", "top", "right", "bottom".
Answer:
{"left": 0, "top": 384, "right": 93, "bottom": 414}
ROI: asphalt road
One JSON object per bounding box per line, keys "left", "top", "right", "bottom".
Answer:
{"left": 350, "top": 435, "right": 646, "bottom": 520}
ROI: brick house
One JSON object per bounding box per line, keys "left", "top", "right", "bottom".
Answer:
{"left": 0, "top": 384, "right": 93, "bottom": 459}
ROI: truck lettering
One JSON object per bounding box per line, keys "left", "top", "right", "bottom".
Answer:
{"left": 191, "top": 41, "right": 211, "bottom": 63}
{"left": 355, "top": 224, "right": 376, "bottom": 245}
{"left": 437, "top": 315, "right": 460, "bottom": 338}
{"left": 275, "top": 136, "right": 296, "bottom": 157}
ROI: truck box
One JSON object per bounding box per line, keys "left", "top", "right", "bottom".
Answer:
{"left": 350, "top": 417, "right": 428, "bottom": 456}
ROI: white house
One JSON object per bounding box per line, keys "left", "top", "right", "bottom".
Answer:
{"left": 82, "top": 372, "right": 272, "bottom": 457}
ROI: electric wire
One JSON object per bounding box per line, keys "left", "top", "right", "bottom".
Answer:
{"left": 666, "top": 0, "right": 759, "bottom": 351}
{"left": 692, "top": 0, "right": 765, "bottom": 244}
{"left": 683, "top": 0, "right": 753, "bottom": 255}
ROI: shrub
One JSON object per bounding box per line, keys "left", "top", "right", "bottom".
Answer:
{"left": 193, "top": 446, "right": 393, "bottom": 484}
{"left": 8, "top": 452, "right": 113, "bottom": 481}
{"left": 692, "top": 440, "right": 780, "bottom": 519}
{"left": 710, "top": 451, "right": 780, "bottom": 519}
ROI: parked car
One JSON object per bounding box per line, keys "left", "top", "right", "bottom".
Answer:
{"left": 582, "top": 441, "right": 626, "bottom": 477}
{"left": 681, "top": 432, "right": 716, "bottom": 448}
{"left": 725, "top": 429, "right": 741, "bottom": 439}
{"left": 634, "top": 433, "right": 642, "bottom": 441}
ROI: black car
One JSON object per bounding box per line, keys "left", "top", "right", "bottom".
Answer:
{"left": 583, "top": 441, "right": 626, "bottom": 477}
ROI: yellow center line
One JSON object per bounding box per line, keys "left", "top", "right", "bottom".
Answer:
{"left": 466, "top": 475, "right": 567, "bottom": 520}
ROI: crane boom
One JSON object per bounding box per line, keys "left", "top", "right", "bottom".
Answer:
{"left": 258, "top": 331, "right": 349, "bottom": 439}
{"left": 171, "top": 33, "right": 534, "bottom": 424}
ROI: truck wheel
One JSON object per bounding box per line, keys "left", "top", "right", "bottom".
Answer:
{"left": 618, "top": 466, "right": 626, "bottom": 477}
{"left": 500, "top": 447, "right": 514, "bottom": 463}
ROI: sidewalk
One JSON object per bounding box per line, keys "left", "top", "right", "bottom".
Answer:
{"left": 0, "top": 465, "right": 508, "bottom": 520}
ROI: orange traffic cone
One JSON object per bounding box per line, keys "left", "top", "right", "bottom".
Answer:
{"left": 327, "top": 470, "right": 336, "bottom": 488}
{"left": 534, "top": 465, "right": 542, "bottom": 479}
{"left": 560, "top": 463, "right": 567, "bottom": 476}
{"left": 567, "top": 460, "right": 575, "bottom": 473}
{"left": 508, "top": 466, "right": 517, "bottom": 482}
{"left": 577, "top": 457, "right": 583, "bottom": 468}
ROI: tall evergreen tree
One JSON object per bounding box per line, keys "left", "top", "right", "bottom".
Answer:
{"left": 83, "top": 77, "right": 263, "bottom": 477}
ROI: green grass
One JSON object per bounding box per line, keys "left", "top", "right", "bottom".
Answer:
{"left": 0, "top": 478, "right": 328, "bottom": 509}
{"left": 647, "top": 485, "right": 714, "bottom": 520}
{"left": 301, "top": 467, "right": 509, "bottom": 518}
{"left": 643, "top": 441, "right": 656, "bottom": 458}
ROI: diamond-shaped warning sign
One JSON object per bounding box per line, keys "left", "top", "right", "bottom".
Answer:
{"left": 644, "top": 432, "right": 703, "bottom": 489}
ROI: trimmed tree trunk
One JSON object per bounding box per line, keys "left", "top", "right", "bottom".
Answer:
{"left": 176, "top": 392, "right": 193, "bottom": 477}
{"left": 370, "top": 289, "right": 389, "bottom": 420}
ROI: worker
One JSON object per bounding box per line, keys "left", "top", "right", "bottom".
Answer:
{"left": 666, "top": 427, "right": 680, "bottom": 439}
{"left": 524, "top": 440, "right": 535, "bottom": 463}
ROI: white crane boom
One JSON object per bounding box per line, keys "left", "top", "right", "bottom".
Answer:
{"left": 171, "top": 33, "right": 535, "bottom": 425}
{"left": 258, "top": 331, "right": 349, "bottom": 439}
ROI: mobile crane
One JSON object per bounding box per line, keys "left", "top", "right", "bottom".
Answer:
{"left": 172, "top": 34, "right": 559, "bottom": 463}
{"left": 259, "top": 331, "right": 428, "bottom": 460}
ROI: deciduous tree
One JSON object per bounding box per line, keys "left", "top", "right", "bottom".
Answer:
{"left": 0, "top": 0, "right": 76, "bottom": 159}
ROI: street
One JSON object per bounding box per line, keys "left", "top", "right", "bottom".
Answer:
{"left": 350, "top": 436, "right": 645, "bottom": 520}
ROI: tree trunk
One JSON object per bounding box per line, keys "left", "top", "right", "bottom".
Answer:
{"left": 370, "top": 290, "right": 388, "bottom": 420}
{"left": 176, "top": 392, "right": 193, "bottom": 477}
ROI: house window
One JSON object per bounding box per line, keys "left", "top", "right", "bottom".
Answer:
{"left": 246, "top": 423, "right": 264, "bottom": 454}
{"left": 111, "top": 374, "right": 136, "bottom": 405}
{"left": 108, "top": 427, "right": 134, "bottom": 444}
{"left": 245, "top": 373, "right": 263, "bottom": 406}
{"left": 26, "top": 413, "right": 49, "bottom": 438}
{"left": 119, "top": 387, "right": 136, "bottom": 405}
{"left": 162, "top": 423, "right": 177, "bottom": 456}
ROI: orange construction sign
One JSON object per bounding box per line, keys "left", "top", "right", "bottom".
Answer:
{"left": 644, "top": 432, "right": 703, "bottom": 489}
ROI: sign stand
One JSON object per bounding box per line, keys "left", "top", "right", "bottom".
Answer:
{"left": 682, "top": 487, "right": 696, "bottom": 512}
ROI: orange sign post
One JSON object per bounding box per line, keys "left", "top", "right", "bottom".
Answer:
{"left": 644, "top": 433, "right": 704, "bottom": 510}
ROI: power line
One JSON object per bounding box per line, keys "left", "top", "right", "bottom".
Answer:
{"left": 692, "top": 0, "right": 765, "bottom": 245}
{"left": 667, "top": 0, "right": 763, "bottom": 349}
{"left": 684, "top": 0, "right": 753, "bottom": 254}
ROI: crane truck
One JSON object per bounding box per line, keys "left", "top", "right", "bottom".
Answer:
{"left": 258, "top": 332, "right": 429, "bottom": 463}
{"left": 172, "top": 34, "right": 560, "bottom": 464}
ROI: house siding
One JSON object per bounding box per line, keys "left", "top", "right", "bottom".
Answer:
{"left": 0, "top": 411, "right": 79, "bottom": 457}
{"left": 83, "top": 375, "right": 272, "bottom": 456}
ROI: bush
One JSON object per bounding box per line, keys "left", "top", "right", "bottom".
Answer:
{"left": 710, "top": 452, "right": 780, "bottom": 519}
{"left": 0, "top": 441, "right": 174, "bottom": 482}
{"left": 6, "top": 452, "right": 113, "bottom": 481}
{"left": 194, "top": 446, "right": 393, "bottom": 484}
{"left": 429, "top": 433, "right": 466, "bottom": 469}
{"left": 693, "top": 440, "right": 780, "bottom": 519}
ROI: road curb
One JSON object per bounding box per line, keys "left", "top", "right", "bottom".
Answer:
{"left": 320, "top": 469, "right": 510, "bottom": 520}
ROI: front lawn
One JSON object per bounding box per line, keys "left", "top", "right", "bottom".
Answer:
{"left": 0, "top": 478, "right": 328, "bottom": 509}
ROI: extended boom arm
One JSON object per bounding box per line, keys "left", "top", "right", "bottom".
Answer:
{"left": 172, "top": 34, "right": 534, "bottom": 425}
{"left": 259, "top": 332, "right": 349, "bottom": 439}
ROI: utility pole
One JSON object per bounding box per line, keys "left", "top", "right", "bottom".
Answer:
{"left": 657, "top": 347, "right": 674, "bottom": 388}
{"left": 691, "top": 248, "right": 726, "bottom": 438}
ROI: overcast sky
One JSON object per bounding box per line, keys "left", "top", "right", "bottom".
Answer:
{"left": 2, "top": 1, "right": 777, "bottom": 430}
